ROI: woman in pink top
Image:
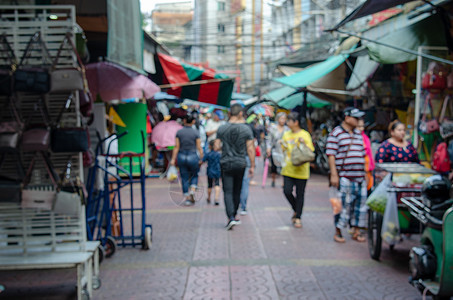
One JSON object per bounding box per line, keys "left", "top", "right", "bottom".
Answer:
{"left": 357, "top": 119, "right": 375, "bottom": 191}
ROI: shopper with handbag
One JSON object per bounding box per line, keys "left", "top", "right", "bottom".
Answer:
{"left": 280, "top": 112, "right": 314, "bottom": 228}
{"left": 326, "top": 107, "right": 367, "bottom": 243}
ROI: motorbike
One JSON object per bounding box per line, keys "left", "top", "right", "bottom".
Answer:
{"left": 401, "top": 175, "right": 453, "bottom": 300}
{"left": 314, "top": 135, "right": 329, "bottom": 175}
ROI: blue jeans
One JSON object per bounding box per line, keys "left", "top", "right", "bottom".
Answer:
{"left": 240, "top": 166, "right": 250, "bottom": 211}
{"left": 177, "top": 151, "right": 199, "bottom": 195}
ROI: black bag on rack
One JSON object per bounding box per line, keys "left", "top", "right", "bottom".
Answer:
{"left": 14, "top": 32, "right": 52, "bottom": 93}
{"left": 50, "top": 94, "right": 89, "bottom": 153}
{"left": 0, "top": 34, "right": 17, "bottom": 96}
{"left": 0, "top": 176, "right": 22, "bottom": 203}
{"left": 51, "top": 128, "right": 89, "bottom": 152}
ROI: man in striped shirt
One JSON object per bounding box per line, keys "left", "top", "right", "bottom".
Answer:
{"left": 326, "top": 107, "right": 367, "bottom": 243}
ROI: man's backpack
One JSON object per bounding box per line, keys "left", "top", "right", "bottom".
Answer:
{"left": 432, "top": 142, "right": 451, "bottom": 173}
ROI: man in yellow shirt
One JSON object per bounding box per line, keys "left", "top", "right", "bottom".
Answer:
{"left": 280, "top": 112, "right": 314, "bottom": 228}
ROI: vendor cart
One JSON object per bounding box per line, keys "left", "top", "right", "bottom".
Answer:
{"left": 368, "top": 163, "right": 436, "bottom": 260}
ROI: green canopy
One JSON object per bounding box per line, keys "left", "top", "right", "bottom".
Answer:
{"left": 367, "top": 14, "right": 447, "bottom": 64}
{"left": 278, "top": 92, "right": 332, "bottom": 109}
{"left": 273, "top": 54, "right": 349, "bottom": 89}
{"left": 263, "top": 86, "right": 298, "bottom": 101}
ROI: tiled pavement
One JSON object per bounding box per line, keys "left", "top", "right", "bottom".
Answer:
{"left": 0, "top": 170, "right": 426, "bottom": 299}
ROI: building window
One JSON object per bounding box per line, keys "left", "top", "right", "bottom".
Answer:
{"left": 217, "top": 23, "right": 225, "bottom": 32}
{"left": 218, "top": 1, "right": 225, "bottom": 11}
{"left": 217, "top": 45, "right": 225, "bottom": 53}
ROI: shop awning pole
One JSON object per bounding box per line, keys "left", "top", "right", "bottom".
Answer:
{"left": 335, "top": 29, "right": 453, "bottom": 65}
{"left": 158, "top": 78, "right": 235, "bottom": 89}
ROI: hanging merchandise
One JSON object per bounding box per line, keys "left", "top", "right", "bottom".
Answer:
{"left": 21, "top": 98, "right": 51, "bottom": 152}
{"left": 50, "top": 33, "right": 84, "bottom": 93}
{"left": 0, "top": 98, "right": 23, "bottom": 152}
{"left": 14, "top": 32, "right": 52, "bottom": 93}
{"left": 50, "top": 94, "right": 90, "bottom": 153}
{"left": 418, "top": 94, "right": 439, "bottom": 134}
{"left": 422, "top": 62, "right": 447, "bottom": 91}
{"left": 0, "top": 34, "right": 17, "bottom": 96}
{"left": 439, "top": 95, "right": 453, "bottom": 139}
{"left": 432, "top": 142, "right": 451, "bottom": 173}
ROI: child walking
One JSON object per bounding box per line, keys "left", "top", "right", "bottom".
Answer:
{"left": 202, "top": 140, "right": 221, "bottom": 205}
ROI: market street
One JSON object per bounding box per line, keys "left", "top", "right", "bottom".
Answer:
{"left": 0, "top": 171, "right": 423, "bottom": 299}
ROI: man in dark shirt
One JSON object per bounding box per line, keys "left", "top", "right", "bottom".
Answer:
{"left": 216, "top": 104, "right": 255, "bottom": 230}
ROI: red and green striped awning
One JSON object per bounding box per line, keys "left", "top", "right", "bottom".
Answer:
{"left": 156, "top": 53, "right": 234, "bottom": 107}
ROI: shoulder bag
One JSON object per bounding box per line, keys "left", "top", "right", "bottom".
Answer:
{"left": 291, "top": 137, "right": 315, "bottom": 166}
{"left": 0, "top": 96, "right": 24, "bottom": 152}
{"left": 418, "top": 94, "right": 439, "bottom": 134}
{"left": 0, "top": 34, "right": 17, "bottom": 95}
{"left": 14, "top": 32, "right": 52, "bottom": 93}
{"left": 50, "top": 94, "right": 89, "bottom": 153}
{"left": 422, "top": 61, "right": 447, "bottom": 91}
{"left": 439, "top": 95, "right": 453, "bottom": 139}
{"left": 50, "top": 32, "right": 84, "bottom": 93}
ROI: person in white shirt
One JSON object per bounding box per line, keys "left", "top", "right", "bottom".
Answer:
{"left": 205, "top": 110, "right": 225, "bottom": 144}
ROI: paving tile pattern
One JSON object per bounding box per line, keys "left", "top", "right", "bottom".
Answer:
{"left": 0, "top": 172, "right": 428, "bottom": 299}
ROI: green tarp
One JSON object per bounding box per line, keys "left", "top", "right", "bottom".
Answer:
{"left": 273, "top": 54, "right": 349, "bottom": 88}
{"left": 263, "top": 86, "right": 298, "bottom": 102}
{"left": 278, "top": 92, "right": 331, "bottom": 110}
{"left": 367, "top": 14, "right": 447, "bottom": 64}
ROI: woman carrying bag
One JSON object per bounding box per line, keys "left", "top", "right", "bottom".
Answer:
{"left": 280, "top": 112, "right": 314, "bottom": 228}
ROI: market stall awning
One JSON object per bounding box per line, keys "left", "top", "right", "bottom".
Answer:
{"left": 273, "top": 54, "right": 349, "bottom": 89}
{"left": 263, "top": 86, "right": 298, "bottom": 102}
{"left": 346, "top": 55, "right": 380, "bottom": 90}
{"left": 366, "top": 13, "right": 447, "bottom": 64}
{"left": 330, "top": 0, "right": 414, "bottom": 30}
{"left": 155, "top": 53, "right": 234, "bottom": 107}
{"left": 277, "top": 92, "right": 331, "bottom": 110}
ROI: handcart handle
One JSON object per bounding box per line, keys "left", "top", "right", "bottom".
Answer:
{"left": 105, "top": 131, "right": 129, "bottom": 156}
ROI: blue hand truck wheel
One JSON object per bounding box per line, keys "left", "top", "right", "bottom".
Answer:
{"left": 142, "top": 225, "right": 152, "bottom": 250}
{"left": 104, "top": 236, "right": 117, "bottom": 258}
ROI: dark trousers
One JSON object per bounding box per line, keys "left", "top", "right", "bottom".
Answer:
{"left": 283, "top": 176, "right": 307, "bottom": 219}
{"left": 222, "top": 167, "right": 245, "bottom": 220}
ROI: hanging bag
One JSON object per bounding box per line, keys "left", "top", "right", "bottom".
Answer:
{"left": 0, "top": 34, "right": 18, "bottom": 95}
{"left": 50, "top": 94, "right": 89, "bottom": 153}
{"left": 14, "top": 32, "right": 52, "bottom": 93}
{"left": 418, "top": 94, "right": 439, "bottom": 134}
{"left": 0, "top": 97, "right": 24, "bottom": 152}
{"left": 422, "top": 61, "right": 447, "bottom": 91}
{"left": 439, "top": 95, "right": 453, "bottom": 139}
{"left": 21, "top": 97, "right": 51, "bottom": 152}
{"left": 50, "top": 33, "right": 84, "bottom": 93}
{"left": 21, "top": 151, "right": 58, "bottom": 210}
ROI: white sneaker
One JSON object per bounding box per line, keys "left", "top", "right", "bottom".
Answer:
{"left": 240, "top": 210, "right": 247, "bottom": 215}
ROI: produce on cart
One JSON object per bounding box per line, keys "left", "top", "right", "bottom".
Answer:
{"left": 366, "top": 163, "right": 436, "bottom": 260}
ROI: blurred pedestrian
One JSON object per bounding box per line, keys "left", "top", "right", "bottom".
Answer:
{"left": 326, "top": 107, "right": 367, "bottom": 243}
{"left": 205, "top": 110, "right": 225, "bottom": 143}
{"left": 280, "top": 112, "right": 314, "bottom": 228}
{"left": 216, "top": 104, "right": 255, "bottom": 230}
{"left": 202, "top": 140, "right": 221, "bottom": 205}
{"left": 266, "top": 112, "right": 288, "bottom": 187}
{"left": 357, "top": 119, "right": 375, "bottom": 192}
{"left": 170, "top": 114, "right": 204, "bottom": 206}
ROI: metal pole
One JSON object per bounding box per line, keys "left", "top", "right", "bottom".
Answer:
{"left": 335, "top": 29, "right": 453, "bottom": 66}
{"left": 414, "top": 46, "right": 423, "bottom": 148}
